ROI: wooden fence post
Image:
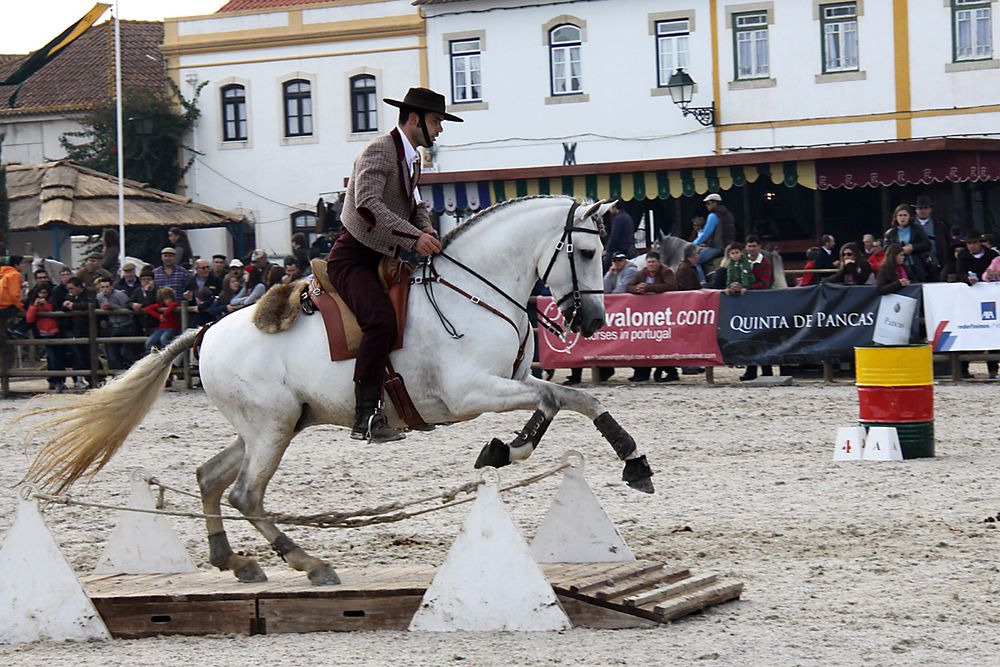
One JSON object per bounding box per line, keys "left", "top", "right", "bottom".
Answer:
{"left": 180, "top": 300, "right": 191, "bottom": 389}
{"left": 0, "top": 316, "right": 9, "bottom": 398}
{"left": 87, "top": 302, "right": 99, "bottom": 388}
{"left": 822, "top": 361, "right": 834, "bottom": 383}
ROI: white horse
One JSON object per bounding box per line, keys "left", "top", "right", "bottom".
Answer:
{"left": 20, "top": 196, "right": 654, "bottom": 586}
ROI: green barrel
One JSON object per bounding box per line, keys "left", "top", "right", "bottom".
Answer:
{"left": 859, "top": 420, "right": 935, "bottom": 459}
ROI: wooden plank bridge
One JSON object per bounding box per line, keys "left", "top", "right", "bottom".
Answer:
{"left": 81, "top": 560, "right": 743, "bottom": 637}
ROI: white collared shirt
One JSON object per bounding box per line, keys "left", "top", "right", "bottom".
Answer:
{"left": 748, "top": 252, "right": 763, "bottom": 265}
{"left": 397, "top": 126, "right": 423, "bottom": 204}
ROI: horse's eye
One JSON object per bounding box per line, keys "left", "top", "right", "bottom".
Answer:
{"left": 579, "top": 249, "right": 596, "bottom": 261}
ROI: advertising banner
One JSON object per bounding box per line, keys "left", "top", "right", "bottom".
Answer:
{"left": 717, "top": 284, "right": 923, "bottom": 365}
{"left": 923, "top": 282, "right": 1000, "bottom": 352}
{"left": 537, "top": 291, "right": 723, "bottom": 368}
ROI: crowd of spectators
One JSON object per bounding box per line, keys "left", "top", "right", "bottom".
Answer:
{"left": 587, "top": 193, "right": 1000, "bottom": 383}
{"left": 1, "top": 230, "right": 324, "bottom": 392}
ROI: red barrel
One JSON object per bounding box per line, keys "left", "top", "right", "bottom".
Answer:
{"left": 857, "top": 385, "right": 934, "bottom": 423}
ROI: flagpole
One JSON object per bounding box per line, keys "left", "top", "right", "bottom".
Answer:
{"left": 113, "top": 1, "right": 125, "bottom": 268}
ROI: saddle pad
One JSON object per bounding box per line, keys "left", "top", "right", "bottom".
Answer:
{"left": 308, "top": 257, "right": 411, "bottom": 362}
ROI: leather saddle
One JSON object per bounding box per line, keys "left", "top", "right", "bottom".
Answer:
{"left": 307, "top": 257, "right": 410, "bottom": 361}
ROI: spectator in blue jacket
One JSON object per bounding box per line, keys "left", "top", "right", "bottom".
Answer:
{"left": 603, "top": 202, "right": 635, "bottom": 270}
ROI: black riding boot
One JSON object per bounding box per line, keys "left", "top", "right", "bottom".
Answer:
{"left": 351, "top": 383, "right": 405, "bottom": 443}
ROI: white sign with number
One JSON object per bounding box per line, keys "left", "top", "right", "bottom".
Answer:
{"left": 833, "top": 426, "right": 866, "bottom": 462}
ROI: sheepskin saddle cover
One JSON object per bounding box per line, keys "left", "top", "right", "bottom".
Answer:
{"left": 253, "top": 257, "right": 410, "bottom": 362}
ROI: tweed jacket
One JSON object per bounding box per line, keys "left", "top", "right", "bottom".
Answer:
{"left": 340, "top": 128, "right": 432, "bottom": 257}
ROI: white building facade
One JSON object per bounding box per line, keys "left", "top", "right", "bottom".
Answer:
{"left": 416, "top": 0, "right": 1000, "bottom": 242}
{"left": 419, "top": 0, "right": 1000, "bottom": 166}
{"left": 163, "top": 0, "right": 1000, "bottom": 252}
{"left": 163, "top": 0, "right": 427, "bottom": 259}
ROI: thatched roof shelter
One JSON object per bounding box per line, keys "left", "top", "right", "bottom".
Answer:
{"left": 5, "top": 161, "right": 244, "bottom": 231}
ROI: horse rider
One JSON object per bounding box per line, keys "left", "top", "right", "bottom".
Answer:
{"left": 327, "top": 87, "right": 463, "bottom": 443}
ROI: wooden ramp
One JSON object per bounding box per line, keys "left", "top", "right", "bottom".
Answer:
{"left": 81, "top": 561, "right": 742, "bottom": 637}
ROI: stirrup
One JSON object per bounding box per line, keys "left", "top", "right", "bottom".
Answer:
{"left": 366, "top": 411, "right": 405, "bottom": 443}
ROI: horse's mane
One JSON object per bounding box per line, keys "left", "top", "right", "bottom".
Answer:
{"left": 441, "top": 194, "right": 580, "bottom": 249}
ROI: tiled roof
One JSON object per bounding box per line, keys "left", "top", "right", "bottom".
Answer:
{"left": 0, "top": 21, "right": 165, "bottom": 118}
{"left": 216, "top": 0, "right": 345, "bottom": 11}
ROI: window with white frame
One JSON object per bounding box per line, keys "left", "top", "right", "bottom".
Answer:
{"left": 656, "top": 19, "right": 691, "bottom": 87}
{"left": 450, "top": 39, "right": 482, "bottom": 103}
{"left": 821, "top": 3, "right": 858, "bottom": 72}
{"left": 734, "top": 11, "right": 770, "bottom": 79}
{"left": 283, "top": 79, "right": 312, "bottom": 137}
{"left": 350, "top": 75, "right": 377, "bottom": 133}
{"left": 549, "top": 24, "right": 583, "bottom": 95}
{"left": 221, "top": 84, "right": 247, "bottom": 141}
{"left": 291, "top": 211, "right": 318, "bottom": 245}
{"left": 953, "top": 0, "right": 992, "bottom": 61}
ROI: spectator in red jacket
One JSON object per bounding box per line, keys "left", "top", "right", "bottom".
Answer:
{"left": 740, "top": 236, "right": 774, "bottom": 382}
{"left": 745, "top": 236, "right": 773, "bottom": 290}
{"left": 143, "top": 287, "right": 181, "bottom": 353}
{"left": 796, "top": 247, "right": 821, "bottom": 287}
{"left": 25, "top": 284, "right": 66, "bottom": 392}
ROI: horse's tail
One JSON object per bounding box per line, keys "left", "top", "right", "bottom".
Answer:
{"left": 17, "top": 328, "right": 201, "bottom": 493}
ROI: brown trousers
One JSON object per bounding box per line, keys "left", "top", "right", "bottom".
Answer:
{"left": 326, "top": 229, "right": 397, "bottom": 386}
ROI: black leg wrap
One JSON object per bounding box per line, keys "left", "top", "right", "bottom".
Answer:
{"left": 509, "top": 409, "right": 552, "bottom": 451}
{"left": 272, "top": 533, "right": 298, "bottom": 561}
{"left": 474, "top": 438, "right": 511, "bottom": 469}
{"left": 594, "top": 412, "right": 637, "bottom": 460}
{"left": 622, "top": 455, "right": 655, "bottom": 494}
{"left": 208, "top": 531, "right": 233, "bottom": 568}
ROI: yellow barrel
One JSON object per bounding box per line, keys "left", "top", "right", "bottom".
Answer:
{"left": 854, "top": 345, "right": 933, "bottom": 387}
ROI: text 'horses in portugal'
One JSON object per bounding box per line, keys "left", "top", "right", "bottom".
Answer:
{"left": 20, "top": 196, "right": 654, "bottom": 585}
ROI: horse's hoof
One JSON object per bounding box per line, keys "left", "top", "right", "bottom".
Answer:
{"left": 627, "top": 476, "right": 656, "bottom": 494}
{"left": 622, "top": 455, "right": 655, "bottom": 494}
{"left": 235, "top": 562, "right": 268, "bottom": 583}
{"left": 308, "top": 564, "right": 342, "bottom": 586}
{"left": 474, "top": 438, "right": 511, "bottom": 469}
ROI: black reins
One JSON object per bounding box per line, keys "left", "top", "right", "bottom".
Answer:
{"left": 413, "top": 201, "right": 602, "bottom": 340}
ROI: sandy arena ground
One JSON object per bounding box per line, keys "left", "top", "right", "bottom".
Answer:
{"left": 1, "top": 367, "right": 998, "bottom": 666}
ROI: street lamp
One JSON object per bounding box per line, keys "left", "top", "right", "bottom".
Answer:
{"left": 666, "top": 68, "right": 715, "bottom": 127}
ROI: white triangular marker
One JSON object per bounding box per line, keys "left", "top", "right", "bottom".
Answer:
{"left": 0, "top": 491, "right": 111, "bottom": 644}
{"left": 833, "top": 426, "right": 866, "bottom": 462}
{"left": 409, "top": 475, "right": 571, "bottom": 632}
{"left": 530, "top": 462, "right": 635, "bottom": 563}
{"left": 863, "top": 427, "right": 904, "bottom": 462}
{"left": 94, "top": 470, "right": 196, "bottom": 574}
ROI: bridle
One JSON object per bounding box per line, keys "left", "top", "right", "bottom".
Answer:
{"left": 413, "top": 200, "right": 603, "bottom": 345}
{"left": 539, "top": 201, "right": 604, "bottom": 332}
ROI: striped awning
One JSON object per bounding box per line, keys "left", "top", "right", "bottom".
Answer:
{"left": 421, "top": 161, "right": 817, "bottom": 214}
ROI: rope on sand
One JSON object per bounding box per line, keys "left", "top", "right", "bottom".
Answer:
{"left": 28, "top": 454, "right": 579, "bottom": 529}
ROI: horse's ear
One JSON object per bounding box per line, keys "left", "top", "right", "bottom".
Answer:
{"left": 576, "top": 199, "right": 614, "bottom": 222}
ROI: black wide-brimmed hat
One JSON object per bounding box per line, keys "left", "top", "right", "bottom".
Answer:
{"left": 384, "top": 87, "right": 463, "bottom": 123}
